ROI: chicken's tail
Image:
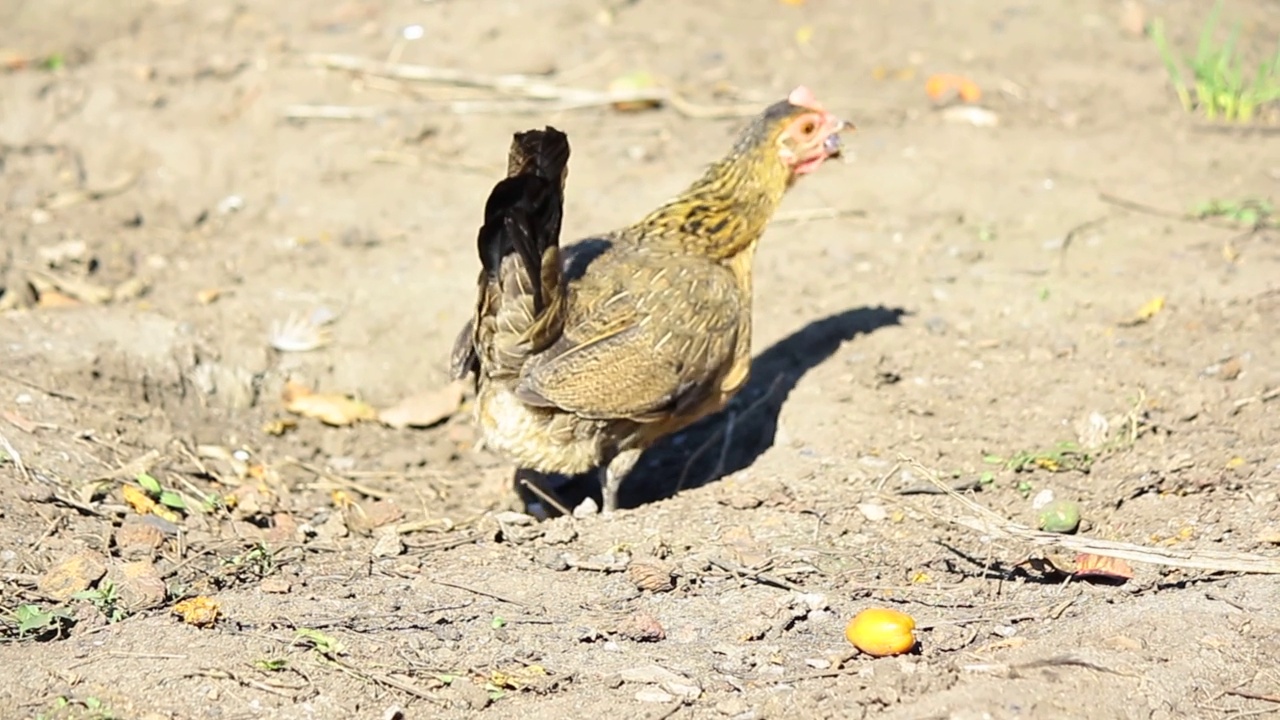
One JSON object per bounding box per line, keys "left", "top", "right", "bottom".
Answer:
{"left": 466, "top": 127, "right": 570, "bottom": 378}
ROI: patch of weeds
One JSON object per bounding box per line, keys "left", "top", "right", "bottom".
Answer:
{"left": 1, "top": 603, "right": 74, "bottom": 640}
{"left": 72, "top": 580, "right": 126, "bottom": 623}
{"left": 983, "top": 441, "right": 1094, "bottom": 474}
{"left": 1194, "top": 198, "right": 1276, "bottom": 228}
{"left": 36, "top": 695, "right": 119, "bottom": 720}
{"left": 294, "top": 627, "right": 343, "bottom": 658}
{"left": 1151, "top": 1, "right": 1280, "bottom": 123}
{"left": 254, "top": 657, "right": 290, "bottom": 671}
{"left": 221, "top": 542, "right": 277, "bottom": 581}
{"left": 135, "top": 472, "right": 188, "bottom": 513}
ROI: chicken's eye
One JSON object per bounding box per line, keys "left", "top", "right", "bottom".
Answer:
{"left": 800, "top": 119, "right": 817, "bottom": 136}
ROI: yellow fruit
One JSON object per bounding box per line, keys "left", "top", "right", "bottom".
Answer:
{"left": 844, "top": 607, "right": 917, "bottom": 657}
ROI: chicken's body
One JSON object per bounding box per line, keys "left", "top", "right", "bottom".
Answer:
{"left": 451, "top": 87, "right": 852, "bottom": 513}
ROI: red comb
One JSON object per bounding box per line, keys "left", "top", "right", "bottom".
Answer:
{"left": 787, "top": 85, "right": 824, "bottom": 111}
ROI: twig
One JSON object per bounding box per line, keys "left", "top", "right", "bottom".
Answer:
{"left": 1097, "top": 191, "right": 1250, "bottom": 231}
{"left": 288, "top": 459, "right": 393, "bottom": 500}
{"left": 518, "top": 474, "right": 573, "bottom": 518}
{"left": 432, "top": 579, "right": 527, "bottom": 606}
{"left": 294, "top": 53, "right": 760, "bottom": 120}
{"left": 1227, "top": 689, "right": 1280, "bottom": 704}
{"left": 708, "top": 557, "right": 804, "bottom": 592}
{"left": 771, "top": 651, "right": 861, "bottom": 683}
{"left": 772, "top": 208, "right": 867, "bottom": 225}
{"left": 0, "top": 371, "right": 82, "bottom": 401}
{"left": 904, "top": 456, "right": 1280, "bottom": 574}
{"left": 0, "top": 431, "right": 32, "bottom": 483}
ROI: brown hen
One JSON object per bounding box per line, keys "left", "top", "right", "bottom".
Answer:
{"left": 451, "top": 86, "right": 853, "bottom": 513}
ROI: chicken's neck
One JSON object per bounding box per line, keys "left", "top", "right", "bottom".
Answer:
{"left": 632, "top": 146, "right": 791, "bottom": 261}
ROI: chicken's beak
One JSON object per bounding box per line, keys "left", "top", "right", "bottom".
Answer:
{"left": 821, "top": 117, "right": 854, "bottom": 159}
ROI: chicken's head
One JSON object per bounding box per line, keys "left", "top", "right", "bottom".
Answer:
{"left": 771, "top": 86, "right": 853, "bottom": 176}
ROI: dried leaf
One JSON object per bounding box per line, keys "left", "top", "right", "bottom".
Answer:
{"left": 794, "top": 25, "right": 814, "bottom": 45}
{"left": 607, "top": 71, "right": 661, "bottom": 112}
{"left": 1121, "top": 295, "right": 1165, "bottom": 326}
{"left": 1073, "top": 553, "right": 1133, "bottom": 582}
{"left": 122, "top": 484, "right": 159, "bottom": 515}
{"left": 283, "top": 380, "right": 376, "bottom": 426}
{"left": 196, "top": 288, "right": 223, "bottom": 304}
{"left": 35, "top": 289, "right": 82, "bottom": 309}
{"left": 378, "top": 380, "right": 465, "bottom": 429}
{"left": 269, "top": 312, "right": 332, "bottom": 352}
{"left": 172, "top": 596, "right": 221, "bottom": 627}
{"left": 925, "top": 73, "right": 982, "bottom": 103}
{"left": 2, "top": 410, "right": 39, "bottom": 433}
{"left": 488, "top": 664, "right": 548, "bottom": 690}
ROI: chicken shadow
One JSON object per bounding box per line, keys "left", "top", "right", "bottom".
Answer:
{"left": 542, "top": 305, "right": 908, "bottom": 511}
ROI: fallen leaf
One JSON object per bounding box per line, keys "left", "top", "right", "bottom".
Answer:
{"left": 608, "top": 71, "right": 662, "bottom": 112}
{"left": 283, "top": 380, "right": 377, "bottom": 426}
{"left": 488, "top": 664, "right": 548, "bottom": 691}
{"left": 35, "top": 289, "right": 82, "bottom": 309}
{"left": 795, "top": 25, "right": 814, "bottom": 45}
{"left": 172, "top": 596, "right": 221, "bottom": 627}
{"left": 1073, "top": 553, "right": 1133, "bottom": 582}
{"left": 2, "top": 410, "right": 39, "bottom": 433}
{"left": 925, "top": 73, "right": 982, "bottom": 103}
{"left": 262, "top": 418, "right": 297, "bottom": 436}
{"left": 196, "top": 288, "right": 223, "bottom": 304}
{"left": 378, "top": 381, "right": 465, "bottom": 429}
{"left": 1121, "top": 295, "right": 1165, "bottom": 326}
{"left": 941, "top": 105, "right": 999, "bottom": 127}
{"left": 121, "top": 484, "right": 159, "bottom": 515}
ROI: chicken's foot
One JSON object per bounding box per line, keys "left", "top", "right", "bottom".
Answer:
{"left": 601, "top": 448, "right": 642, "bottom": 513}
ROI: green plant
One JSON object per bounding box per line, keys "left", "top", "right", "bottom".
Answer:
{"left": 1194, "top": 197, "right": 1276, "bottom": 227}
{"left": 2, "top": 603, "right": 73, "bottom": 639}
{"left": 72, "top": 580, "right": 126, "bottom": 623}
{"left": 983, "top": 441, "right": 1094, "bottom": 474}
{"left": 1151, "top": 1, "right": 1280, "bottom": 122}
{"left": 135, "top": 472, "right": 188, "bottom": 511}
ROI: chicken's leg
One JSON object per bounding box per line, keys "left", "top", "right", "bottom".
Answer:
{"left": 601, "top": 448, "right": 642, "bottom": 513}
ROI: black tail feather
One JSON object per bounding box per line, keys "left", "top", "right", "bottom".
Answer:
{"left": 476, "top": 127, "right": 570, "bottom": 315}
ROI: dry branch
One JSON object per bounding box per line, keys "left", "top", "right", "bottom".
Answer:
{"left": 290, "top": 53, "right": 760, "bottom": 120}
{"left": 904, "top": 456, "right": 1280, "bottom": 575}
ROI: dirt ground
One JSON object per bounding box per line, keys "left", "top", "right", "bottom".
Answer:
{"left": 2, "top": 0, "right": 1279, "bottom": 718}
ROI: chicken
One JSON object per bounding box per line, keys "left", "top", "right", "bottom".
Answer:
{"left": 451, "top": 86, "right": 853, "bottom": 513}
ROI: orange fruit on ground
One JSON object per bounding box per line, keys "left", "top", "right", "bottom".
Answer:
{"left": 844, "top": 607, "right": 917, "bottom": 657}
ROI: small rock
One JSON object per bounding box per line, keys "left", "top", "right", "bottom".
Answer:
{"left": 923, "top": 316, "right": 949, "bottom": 335}
{"left": 371, "top": 529, "right": 405, "bottom": 558}
{"left": 635, "top": 687, "right": 675, "bottom": 703}
{"left": 260, "top": 576, "right": 292, "bottom": 594}
{"left": 38, "top": 549, "right": 109, "bottom": 601}
{"left": 114, "top": 516, "right": 167, "bottom": 559}
{"left": 856, "top": 503, "right": 888, "bottom": 522}
{"left": 1030, "top": 489, "right": 1056, "bottom": 510}
{"left": 265, "top": 512, "right": 301, "bottom": 544}
{"left": 540, "top": 520, "right": 578, "bottom": 546}
{"left": 315, "top": 512, "right": 349, "bottom": 541}
{"left": 615, "top": 612, "right": 666, "bottom": 642}
{"left": 347, "top": 500, "right": 404, "bottom": 534}
{"left": 539, "top": 549, "right": 570, "bottom": 571}
{"left": 572, "top": 497, "right": 599, "bottom": 517}
{"left": 627, "top": 558, "right": 675, "bottom": 593}
{"left": 108, "top": 559, "right": 168, "bottom": 612}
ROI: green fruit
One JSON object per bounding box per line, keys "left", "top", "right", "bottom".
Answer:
{"left": 1038, "top": 500, "right": 1081, "bottom": 534}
